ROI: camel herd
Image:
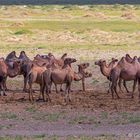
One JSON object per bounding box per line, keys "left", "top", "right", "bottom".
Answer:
{"left": 95, "top": 54, "right": 140, "bottom": 99}
{"left": 0, "top": 51, "right": 140, "bottom": 103}
{"left": 0, "top": 51, "right": 92, "bottom": 103}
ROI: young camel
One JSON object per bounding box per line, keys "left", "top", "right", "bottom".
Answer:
{"left": 42, "top": 58, "right": 77, "bottom": 103}
{"left": 110, "top": 56, "right": 140, "bottom": 99}
{"left": 0, "top": 58, "right": 21, "bottom": 95}
{"left": 74, "top": 63, "right": 92, "bottom": 91}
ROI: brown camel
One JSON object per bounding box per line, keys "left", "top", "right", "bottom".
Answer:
{"left": 0, "top": 58, "right": 21, "bottom": 95}
{"left": 42, "top": 58, "right": 77, "bottom": 103}
{"left": 95, "top": 58, "right": 118, "bottom": 79}
{"left": 27, "top": 63, "right": 47, "bottom": 102}
{"left": 110, "top": 56, "right": 140, "bottom": 99}
{"left": 95, "top": 58, "right": 119, "bottom": 92}
{"left": 74, "top": 63, "right": 92, "bottom": 91}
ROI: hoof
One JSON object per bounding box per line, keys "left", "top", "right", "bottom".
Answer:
{"left": 36, "top": 98, "right": 43, "bottom": 102}
{"left": 3, "top": 93, "right": 7, "bottom": 96}
{"left": 60, "top": 89, "right": 64, "bottom": 92}
{"left": 23, "top": 89, "right": 29, "bottom": 93}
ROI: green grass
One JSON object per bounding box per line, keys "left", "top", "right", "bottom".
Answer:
{"left": 25, "top": 106, "right": 37, "bottom": 113}
{"left": 14, "top": 29, "right": 32, "bottom": 35}
{"left": 2, "top": 20, "right": 140, "bottom": 33}
{"left": 0, "top": 112, "right": 17, "bottom": 120}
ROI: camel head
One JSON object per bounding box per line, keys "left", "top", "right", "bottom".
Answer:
{"left": 84, "top": 71, "right": 92, "bottom": 78}
{"left": 111, "top": 58, "right": 118, "bottom": 63}
{"left": 78, "top": 63, "right": 90, "bottom": 69}
{"left": 77, "top": 63, "right": 92, "bottom": 78}
{"left": 95, "top": 59, "right": 106, "bottom": 66}
{"left": 64, "top": 58, "right": 76, "bottom": 65}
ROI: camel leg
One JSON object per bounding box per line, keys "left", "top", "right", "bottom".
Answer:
{"left": 37, "top": 84, "right": 44, "bottom": 101}
{"left": 82, "top": 79, "right": 85, "bottom": 92}
{"left": 0, "top": 84, "right": 2, "bottom": 96}
{"left": 114, "top": 84, "right": 120, "bottom": 99}
{"left": 2, "top": 82, "right": 6, "bottom": 96}
{"left": 45, "top": 83, "right": 51, "bottom": 102}
{"left": 3, "top": 77, "right": 8, "bottom": 91}
{"left": 131, "top": 79, "right": 137, "bottom": 98}
{"left": 123, "top": 80, "right": 129, "bottom": 93}
{"left": 23, "top": 74, "right": 28, "bottom": 92}
{"left": 68, "top": 83, "right": 72, "bottom": 102}
{"left": 107, "top": 81, "right": 112, "bottom": 93}
{"left": 64, "top": 83, "right": 69, "bottom": 104}
{"left": 29, "top": 83, "right": 34, "bottom": 103}
{"left": 118, "top": 79, "right": 123, "bottom": 93}
{"left": 111, "top": 78, "right": 118, "bottom": 99}
{"left": 138, "top": 78, "right": 140, "bottom": 99}
{"left": 60, "top": 84, "right": 63, "bottom": 92}
{"left": 54, "top": 84, "right": 58, "bottom": 93}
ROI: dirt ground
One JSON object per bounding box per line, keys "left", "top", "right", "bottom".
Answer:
{"left": 0, "top": 74, "right": 140, "bottom": 139}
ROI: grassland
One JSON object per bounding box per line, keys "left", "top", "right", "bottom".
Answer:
{"left": 0, "top": 5, "right": 140, "bottom": 139}
{"left": 0, "top": 5, "right": 140, "bottom": 60}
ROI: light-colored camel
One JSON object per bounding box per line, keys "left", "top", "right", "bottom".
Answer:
{"left": 42, "top": 58, "right": 77, "bottom": 103}
{"left": 74, "top": 63, "right": 92, "bottom": 91}
{"left": 110, "top": 56, "right": 140, "bottom": 99}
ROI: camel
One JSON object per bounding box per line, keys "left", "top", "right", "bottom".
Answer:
{"left": 27, "top": 63, "right": 47, "bottom": 102}
{"left": 95, "top": 58, "right": 118, "bottom": 79}
{"left": 23, "top": 53, "right": 68, "bottom": 92}
{"left": 95, "top": 58, "right": 119, "bottom": 92}
{"left": 0, "top": 58, "right": 21, "bottom": 95}
{"left": 74, "top": 63, "right": 92, "bottom": 91}
{"left": 42, "top": 58, "right": 77, "bottom": 103}
{"left": 110, "top": 56, "right": 140, "bottom": 99}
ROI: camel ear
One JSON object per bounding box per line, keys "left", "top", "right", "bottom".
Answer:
{"left": 61, "top": 53, "right": 67, "bottom": 59}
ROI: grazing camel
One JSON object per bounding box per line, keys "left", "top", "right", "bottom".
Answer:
{"left": 110, "top": 56, "right": 140, "bottom": 99}
{"left": 0, "top": 58, "right": 21, "bottom": 95}
{"left": 42, "top": 58, "right": 77, "bottom": 103}
{"left": 74, "top": 63, "right": 92, "bottom": 91}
